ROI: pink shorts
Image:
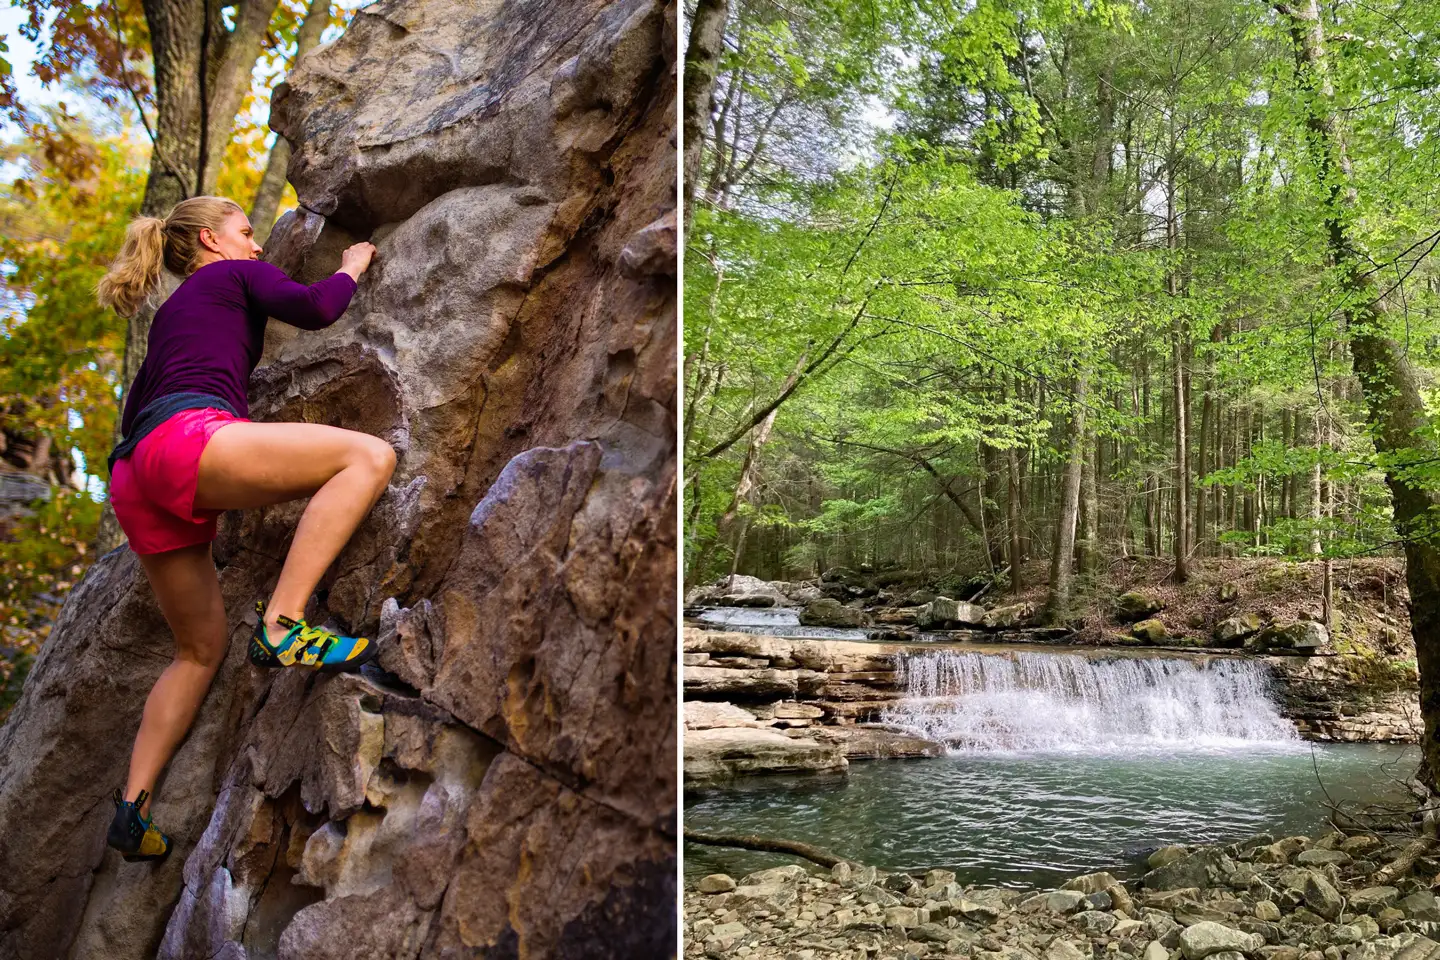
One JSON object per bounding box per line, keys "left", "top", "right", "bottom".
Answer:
{"left": 110, "top": 407, "right": 248, "bottom": 555}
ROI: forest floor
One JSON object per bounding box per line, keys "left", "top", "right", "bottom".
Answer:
{"left": 992, "top": 555, "right": 1413, "bottom": 662}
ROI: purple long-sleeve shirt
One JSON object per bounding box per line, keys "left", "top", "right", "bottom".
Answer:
{"left": 119, "top": 258, "right": 357, "bottom": 436}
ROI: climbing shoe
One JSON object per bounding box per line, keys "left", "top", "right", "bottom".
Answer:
{"left": 107, "top": 789, "right": 171, "bottom": 863}
{"left": 248, "top": 599, "right": 379, "bottom": 672}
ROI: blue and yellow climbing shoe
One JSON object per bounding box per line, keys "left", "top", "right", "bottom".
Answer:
{"left": 108, "top": 789, "right": 171, "bottom": 863}
{"left": 248, "top": 600, "right": 378, "bottom": 672}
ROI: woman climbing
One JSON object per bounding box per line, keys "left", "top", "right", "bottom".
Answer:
{"left": 94, "top": 195, "right": 395, "bottom": 863}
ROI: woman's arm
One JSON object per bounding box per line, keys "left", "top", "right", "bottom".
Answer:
{"left": 239, "top": 244, "right": 376, "bottom": 330}
{"left": 239, "top": 260, "right": 356, "bottom": 331}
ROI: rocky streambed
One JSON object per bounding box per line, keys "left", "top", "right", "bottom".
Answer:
{"left": 684, "top": 830, "right": 1440, "bottom": 960}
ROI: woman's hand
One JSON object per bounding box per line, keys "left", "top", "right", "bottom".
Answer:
{"left": 338, "top": 242, "right": 377, "bottom": 281}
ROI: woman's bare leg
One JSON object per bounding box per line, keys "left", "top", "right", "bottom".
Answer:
{"left": 194, "top": 421, "right": 396, "bottom": 638}
{"left": 125, "top": 542, "right": 228, "bottom": 816}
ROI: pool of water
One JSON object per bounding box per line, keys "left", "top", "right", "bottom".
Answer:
{"left": 684, "top": 743, "right": 1418, "bottom": 887}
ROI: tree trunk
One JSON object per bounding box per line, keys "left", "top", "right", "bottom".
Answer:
{"left": 199, "top": 0, "right": 283, "bottom": 195}
{"left": 1008, "top": 442, "right": 1024, "bottom": 593}
{"left": 681, "top": 0, "right": 729, "bottom": 233}
{"left": 1279, "top": 0, "right": 1440, "bottom": 789}
{"left": 251, "top": 0, "right": 332, "bottom": 245}
{"left": 1077, "top": 423, "right": 1098, "bottom": 578}
{"left": 1046, "top": 370, "right": 1089, "bottom": 623}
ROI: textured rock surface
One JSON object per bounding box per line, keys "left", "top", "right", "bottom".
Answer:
{"left": 684, "top": 728, "right": 848, "bottom": 781}
{"left": 0, "top": 0, "right": 676, "bottom": 957}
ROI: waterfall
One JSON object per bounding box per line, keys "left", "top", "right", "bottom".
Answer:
{"left": 695, "top": 606, "right": 869, "bottom": 639}
{"left": 881, "top": 650, "right": 1300, "bottom": 752}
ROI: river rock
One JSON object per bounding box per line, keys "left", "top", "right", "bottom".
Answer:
{"left": 984, "top": 602, "right": 1037, "bottom": 629}
{"left": 904, "top": 590, "right": 938, "bottom": 606}
{"left": 1179, "top": 921, "right": 1264, "bottom": 959}
{"left": 699, "top": 874, "right": 737, "bottom": 894}
{"left": 800, "top": 598, "right": 866, "bottom": 628}
{"left": 0, "top": 1, "right": 678, "bottom": 956}
{"left": 1215, "top": 613, "right": 1263, "bottom": 646}
{"left": 1352, "top": 887, "right": 1402, "bottom": 914}
{"left": 1048, "top": 939, "right": 1090, "bottom": 960}
{"left": 1064, "top": 871, "right": 1121, "bottom": 894}
{"left": 921, "top": 597, "right": 986, "bottom": 628}
{"left": 1021, "top": 891, "right": 1089, "bottom": 915}
{"left": 1133, "top": 618, "right": 1169, "bottom": 643}
{"left": 684, "top": 728, "right": 848, "bottom": 780}
{"left": 1301, "top": 871, "right": 1344, "bottom": 920}
{"left": 1073, "top": 910, "right": 1119, "bottom": 934}
{"left": 1347, "top": 934, "right": 1440, "bottom": 960}
{"left": 1145, "top": 849, "right": 1233, "bottom": 891}
{"left": 1150, "top": 846, "right": 1190, "bottom": 868}
{"left": 1402, "top": 891, "right": 1440, "bottom": 923}
{"left": 1117, "top": 591, "right": 1166, "bottom": 623}
{"left": 1295, "top": 848, "right": 1351, "bottom": 867}
{"left": 787, "top": 584, "right": 823, "bottom": 604}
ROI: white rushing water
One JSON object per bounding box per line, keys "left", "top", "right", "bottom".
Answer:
{"left": 694, "top": 606, "right": 870, "bottom": 639}
{"left": 696, "top": 607, "right": 803, "bottom": 627}
{"left": 882, "top": 650, "right": 1301, "bottom": 753}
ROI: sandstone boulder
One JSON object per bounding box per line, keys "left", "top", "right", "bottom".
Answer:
{"left": 683, "top": 728, "right": 848, "bottom": 780}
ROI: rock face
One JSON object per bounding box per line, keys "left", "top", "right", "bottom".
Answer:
{"left": 0, "top": 2, "right": 677, "bottom": 958}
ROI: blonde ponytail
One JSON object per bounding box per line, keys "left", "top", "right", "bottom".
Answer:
{"left": 96, "top": 216, "right": 167, "bottom": 318}
{"left": 96, "top": 196, "right": 247, "bottom": 318}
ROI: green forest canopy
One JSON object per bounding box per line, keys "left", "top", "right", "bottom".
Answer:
{"left": 684, "top": 0, "right": 1440, "bottom": 609}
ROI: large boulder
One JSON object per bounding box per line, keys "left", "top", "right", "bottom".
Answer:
{"left": 919, "top": 596, "right": 985, "bottom": 628}
{"left": 800, "top": 598, "right": 865, "bottom": 628}
{"left": 983, "top": 601, "right": 1036, "bottom": 629}
{"left": 1214, "top": 613, "right": 1262, "bottom": 647}
{"left": 0, "top": 2, "right": 677, "bottom": 957}
{"left": 1116, "top": 591, "right": 1165, "bottom": 623}
{"left": 1249, "top": 621, "right": 1328, "bottom": 655}
{"left": 1132, "top": 619, "right": 1168, "bottom": 644}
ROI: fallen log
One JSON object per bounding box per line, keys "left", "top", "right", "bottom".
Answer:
{"left": 1375, "top": 794, "right": 1440, "bottom": 886}
{"left": 684, "top": 829, "right": 848, "bottom": 869}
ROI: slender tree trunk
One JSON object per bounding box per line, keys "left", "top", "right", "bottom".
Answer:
{"left": 198, "top": 0, "right": 283, "bottom": 194}
{"left": 1008, "top": 443, "right": 1024, "bottom": 594}
{"left": 251, "top": 0, "right": 332, "bottom": 245}
{"left": 1078, "top": 424, "right": 1098, "bottom": 578}
{"left": 1046, "top": 370, "right": 1089, "bottom": 623}
{"left": 682, "top": 0, "right": 729, "bottom": 234}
